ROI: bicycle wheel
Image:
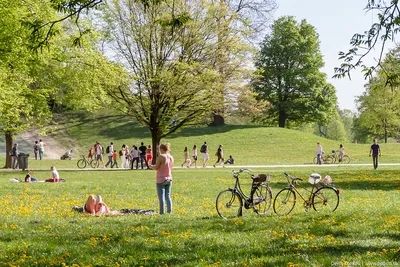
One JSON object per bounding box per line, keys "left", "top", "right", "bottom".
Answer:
{"left": 77, "top": 159, "right": 87, "bottom": 169}
{"left": 342, "top": 155, "right": 350, "bottom": 164}
{"left": 91, "top": 159, "right": 99, "bottom": 168}
{"left": 312, "top": 186, "right": 339, "bottom": 212}
{"left": 324, "top": 156, "right": 334, "bottom": 164}
{"left": 216, "top": 189, "right": 243, "bottom": 219}
{"left": 273, "top": 188, "right": 296, "bottom": 216}
{"left": 253, "top": 184, "right": 272, "bottom": 215}
{"left": 313, "top": 157, "right": 317, "bottom": 164}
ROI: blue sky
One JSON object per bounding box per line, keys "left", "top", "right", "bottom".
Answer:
{"left": 273, "top": 0, "right": 393, "bottom": 111}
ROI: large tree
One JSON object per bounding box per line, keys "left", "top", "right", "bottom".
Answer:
{"left": 0, "top": 0, "right": 122, "bottom": 168}
{"left": 100, "top": 0, "right": 222, "bottom": 161}
{"left": 356, "top": 46, "right": 400, "bottom": 143}
{"left": 252, "top": 16, "right": 337, "bottom": 128}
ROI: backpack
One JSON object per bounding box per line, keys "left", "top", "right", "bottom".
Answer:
{"left": 200, "top": 144, "right": 207, "bottom": 153}
{"left": 9, "top": 148, "right": 14, "bottom": 156}
{"left": 119, "top": 150, "right": 123, "bottom": 157}
{"left": 106, "top": 145, "right": 110, "bottom": 154}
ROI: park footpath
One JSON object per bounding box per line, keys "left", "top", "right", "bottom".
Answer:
{"left": 2, "top": 163, "right": 400, "bottom": 172}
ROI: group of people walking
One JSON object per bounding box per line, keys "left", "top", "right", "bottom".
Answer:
{"left": 180, "top": 142, "right": 235, "bottom": 168}
{"left": 89, "top": 141, "right": 153, "bottom": 170}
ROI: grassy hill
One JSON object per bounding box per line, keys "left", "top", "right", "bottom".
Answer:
{"left": 3, "top": 113, "right": 400, "bottom": 167}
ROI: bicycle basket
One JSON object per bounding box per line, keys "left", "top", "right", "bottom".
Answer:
{"left": 308, "top": 173, "right": 321, "bottom": 184}
{"left": 322, "top": 175, "right": 332, "bottom": 185}
{"left": 252, "top": 174, "right": 271, "bottom": 183}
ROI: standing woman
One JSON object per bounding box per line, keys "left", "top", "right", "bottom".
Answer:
{"left": 150, "top": 143, "right": 174, "bottom": 215}
{"left": 191, "top": 144, "right": 198, "bottom": 168}
{"left": 181, "top": 147, "right": 191, "bottom": 167}
{"left": 338, "top": 144, "right": 345, "bottom": 163}
{"left": 121, "top": 144, "right": 127, "bottom": 169}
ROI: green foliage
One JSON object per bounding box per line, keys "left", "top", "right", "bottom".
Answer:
{"left": 356, "top": 47, "right": 400, "bottom": 143}
{"left": 252, "top": 16, "right": 337, "bottom": 128}
{"left": 0, "top": 168, "right": 399, "bottom": 266}
{"left": 334, "top": 0, "right": 400, "bottom": 79}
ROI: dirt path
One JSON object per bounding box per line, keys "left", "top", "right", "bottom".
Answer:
{"left": 20, "top": 130, "right": 69, "bottom": 160}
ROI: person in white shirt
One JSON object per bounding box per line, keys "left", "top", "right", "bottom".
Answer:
{"left": 105, "top": 142, "right": 114, "bottom": 168}
{"left": 316, "top": 142, "right": 323, "bottom": 165}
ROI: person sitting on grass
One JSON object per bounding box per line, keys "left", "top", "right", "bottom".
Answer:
{"left": 25, "top": 170, "right": 38, "bottom": 182}
{"left": 72, "top": 195, "right": 154, "bottom": 216}
{"left": 45, "top": 166, "right": 60, "bottom": 183}
{"left": 224, "top": 155, "right": 235, "bottom": 165}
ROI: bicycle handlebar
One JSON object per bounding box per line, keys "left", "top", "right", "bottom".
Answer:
{"left": 284, "top": 172, "right": 302, "bottom": 182}
{"left": 232, "top": 168, "right": 253, "bottom": 177}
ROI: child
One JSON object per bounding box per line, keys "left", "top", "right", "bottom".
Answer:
{"left": 88, "top": 147, "right": 93, "bottom": 159}
{"left": 111, "top": 150, "right": 118, "bottom": 168}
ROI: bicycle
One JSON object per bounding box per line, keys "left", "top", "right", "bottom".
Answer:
{"left": 216, "top": 168, "right": 273, "bottom": 219}
{"left": 77, "top": 155, "right": 98, "bottom": 169}
{"left": 313, "top": 150, "right": 350, "bottom": 164}
{"left": 313, "top": 153, "right": 333, "bottom": 164}
{"left": 330, "top": 150, "right": 350, "bottom": 164}
{"left": 273, "top": 173, "right": 340, "bottom": 216}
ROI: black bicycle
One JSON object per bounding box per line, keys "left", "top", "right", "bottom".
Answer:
{"left": 216, "top": 168, "right": 273, "bottom": 219}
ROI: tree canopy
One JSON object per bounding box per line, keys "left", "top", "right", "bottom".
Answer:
{"left": 252, "top": 16, "right": 337, "bottom": 128}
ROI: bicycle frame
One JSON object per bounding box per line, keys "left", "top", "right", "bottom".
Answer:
{"left": 284, "top": 180, "right": 319, "bottom": 207}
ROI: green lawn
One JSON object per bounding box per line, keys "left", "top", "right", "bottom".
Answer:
{"left": 0, "top": 166, "right": 399, "bottom": 266}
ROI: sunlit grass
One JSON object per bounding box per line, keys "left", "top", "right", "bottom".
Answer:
{"left": 0, "top": 167, "right": 399, "bottom": 266}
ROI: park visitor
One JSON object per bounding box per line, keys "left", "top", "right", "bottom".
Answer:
{"left": 369, "top": 139, "right": 381, "bottom": 170}
{"left": 105, "top": 142, "right": 114, "bottom": 168}
{"left": 181, "top": 146, "right": 191, "bottom": 167}
{"left": 316, "top": 142, "right": 323, "bottom": 165}
{"left": 39, "top": 139, "right": 45, "bottom": 160}
{"left": 45, "top": 166, "right": 60, "bottom": 182}
{"left": 213, "top": 144, "right": 224, "bottom": 168}
{"left": 150, "top": 143, "right": 174, "bottom": 215}
{"left": 146, "top": 145, "right": 152, "bottom": 165}
{"left": 338, "top": 144, "right": 345, "bottom": 163}
{"left": 33, "top": 141, "right": 39, "bottom": 160}
{"left": 11, "top": 143, "right": 19, "bottom": 169}
{"left": 139, "top": 142, "right": 149, "bottom": 169}
{"left": 224, "top": 155, "right": 235, "bottom": 165}
{"left": 191, "top": 144, "right": 198, "bottom": 168}
{"left": 200, "top": 141, "right": 209, "bottom": 167}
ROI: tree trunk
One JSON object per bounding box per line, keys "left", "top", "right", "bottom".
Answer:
{"left": 278, "top": 110, "right": 286, "bottom": 128}
{"left": 150, "top": 127, "right": 161, "bottom": 165}
{"left": 4, "top": 132, "right": 14, "bottom": 169}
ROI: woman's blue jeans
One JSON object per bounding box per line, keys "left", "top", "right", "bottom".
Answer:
{"left": 156, "top": 181, "right": 172, "bottom": 215}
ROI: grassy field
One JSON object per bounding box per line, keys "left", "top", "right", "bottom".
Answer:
{"left": 0, "top": 166, "right": 399, "bottom": 266}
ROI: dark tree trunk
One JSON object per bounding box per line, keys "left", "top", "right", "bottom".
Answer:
{"left": 278, "top": 110, "right": 286, "bottom": 128}
{"left": 209, "top": 114, "right": 225, "bottom": 126}
{"left": 4, "top": 132, "right": 14, "bottom": 169}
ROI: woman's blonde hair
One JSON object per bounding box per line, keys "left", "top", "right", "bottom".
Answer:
{"left": 159, "top": 143, "right": 171, "bottom": 152}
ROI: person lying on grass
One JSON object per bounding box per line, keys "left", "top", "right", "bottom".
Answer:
{"left": 72, "top": 195, "right": 154, "bottom": 216}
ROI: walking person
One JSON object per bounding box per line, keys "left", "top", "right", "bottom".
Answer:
{"left": 11, "top": 143, "right": 19, "bottom": 169}
{"left": 316, "top": 142, "right": 323, "bottom": 165}
{"left": 120, "top": 144, "right": 127, "bottom": 169}
{"left": 131, "top": 145, "right": 140, "bottom": 169}
{"left": 146, "top": 145, "right": 153, "bottom": 165}
{"left": 369, "top": 139, "right": 381, "bottom": 170}
{"left": 200, "top": 141, "right": 209, "bottom": 167}
{"left": 150, "top": 143, "right": 174, "bottom": 215}
{"left": 139, "top": 142, "right": 149, "bottom": 169}
{"left": 124, "top": 145, "right": 130, "bottom": 169}
{"left": 111, "top": 150, "right": 118, "bottom": 168}
{"left": 95, "top": 142, "right": 105, "bottom": 168}
{"left": 38, "top": 139, "right": 45, "bottom": 160}
{"left": 190, "top": 144, "right": 198, "bottom": 168}
{"left": 105, "top": 142, "right": 114, "bottom": 168}
{"left": 33, "top": 141, "right": 39, "bottom": 160}
{"left": 213, "top": 144, "right": 224, "bottom": 167}
{"left": 181, "top": 147, "right": 191, "bottom": 167}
